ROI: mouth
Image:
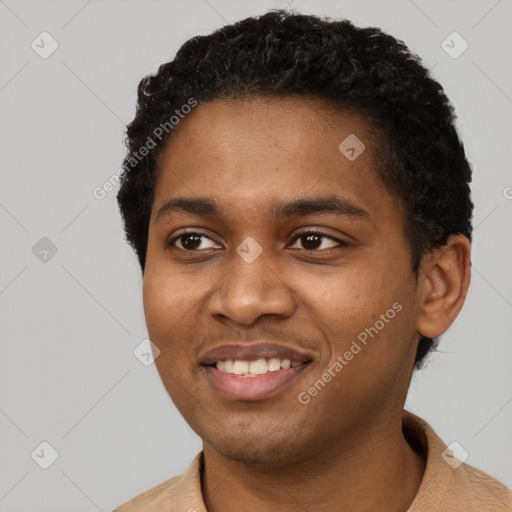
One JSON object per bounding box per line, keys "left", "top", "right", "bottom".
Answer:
{"left": 210, "top": 357, "right": 305, "bottom": 376}
{"left": 199, "top": 343, "right": 314, "bottom": 401}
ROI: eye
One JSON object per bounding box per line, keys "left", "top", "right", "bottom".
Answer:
{"left": 168, "top": 231, "right": 220, "bottom": 251}
{"left": 167, "top": 230, "right": 348, "bottom": 252}
{"left": 289, "top": 231, "right": 346, "bottom": 251}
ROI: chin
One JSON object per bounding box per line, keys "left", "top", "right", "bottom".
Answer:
{"left": 201, "top": 423, "right": 312, "bottom": 467}
{"left": 211, "top": 440, "right": 297, "bottom": 466}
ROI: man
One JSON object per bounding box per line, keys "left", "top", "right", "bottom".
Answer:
{"left": 114, "top": 10, "right": 511, "bottom": 511}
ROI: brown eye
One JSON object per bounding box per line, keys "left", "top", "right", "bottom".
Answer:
{"left": 290, "top": 231, "right": 345, "bottom": 251}
{"left": 178, "top": 233, "right": 202, "bottom": 250}
{"left": 168, "top": 232, "right": 219, "bottom": 251}
{"left": 299, "top": 233, "right": 323, "bottom": 250}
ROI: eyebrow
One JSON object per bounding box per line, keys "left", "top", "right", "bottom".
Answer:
{"left": 156, "top": 195, "right": 368, "bottom": 221}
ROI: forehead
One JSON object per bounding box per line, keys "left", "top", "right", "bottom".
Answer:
{"left": 152, "top": 97, "right": 399, "bottom": 222}
{"left": 158, "top": 96, "right": 375, "bottom": 165}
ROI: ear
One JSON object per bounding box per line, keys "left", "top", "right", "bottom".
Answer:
{"left": 416, "top": 234, "right": 471, "bottom": 339}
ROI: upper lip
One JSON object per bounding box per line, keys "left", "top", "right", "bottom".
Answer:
{"left": 200, "top": 342, "right": 314, "bottom": 365}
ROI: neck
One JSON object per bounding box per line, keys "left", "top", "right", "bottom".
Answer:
{"left": 201, "top": 410, "right": 425, "bottom": 512}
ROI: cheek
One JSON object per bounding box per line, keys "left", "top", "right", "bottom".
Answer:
{"left": 301, "top": 252, "right": 415, "bottom": 355}
{"left": 297, "top": 259, "right": 396, "bottom": 326}
{"left": 142, "top": 260, "right": 216, "bottom": 373}
{"left": 143, "top": 269, "right": 203, "bottom": 409}
{"left": 143, "top": 273, "right": 174, "bottom": 338}
{"left": 142, "top": 263, "right": 194, "bottom": 361}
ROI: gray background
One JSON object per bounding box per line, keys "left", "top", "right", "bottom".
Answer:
{"left": 0, "top": 0, "right": 511, "bottom": 510}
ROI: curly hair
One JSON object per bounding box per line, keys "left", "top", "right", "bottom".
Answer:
{"left": 117, "top": 10, "right": 473, "bottom": 369}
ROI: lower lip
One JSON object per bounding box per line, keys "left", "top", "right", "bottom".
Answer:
{"left": 203, "top": 364, "right": 310, "bottom": 401}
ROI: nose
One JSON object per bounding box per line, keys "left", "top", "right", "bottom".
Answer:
{"left": 207, "top": 245, "right": 296, "bottom": 325}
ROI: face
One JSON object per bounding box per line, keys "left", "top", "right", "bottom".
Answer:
{"left": 143, "top": 97, "right": 423, "bottom": 465}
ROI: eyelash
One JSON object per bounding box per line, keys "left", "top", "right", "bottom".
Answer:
{"left": 167, "top": 229, "right": 349, "bottom": 253}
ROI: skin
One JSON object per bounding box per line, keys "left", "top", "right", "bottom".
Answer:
{"left": 143, "top": 97, "right": 471, "bottom": 512}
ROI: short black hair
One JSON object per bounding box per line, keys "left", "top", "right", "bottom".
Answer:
{"left": 117, "top": 10, "right": 473, "bottom": 368}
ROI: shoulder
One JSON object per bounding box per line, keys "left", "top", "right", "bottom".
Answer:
{"left": 112, "top": 474, "right": 181, "bottom": 511}
{"left": 448, "top": 461, "right": 512, "bottom": 511}
{"left": 112, "top": 452, "right": 204, "bottom": 512}
{"left": 403, "top": 411, "right": 512, "bottom": 511}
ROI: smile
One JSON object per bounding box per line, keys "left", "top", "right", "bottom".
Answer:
{"left": 199, "top": 341, "right": 314, "bottom": 400}
{"left": 214, "top": 357, "right": 303, "bottom": 376}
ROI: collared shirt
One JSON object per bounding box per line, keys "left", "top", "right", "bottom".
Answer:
{"left": 114, "top": 411, "right": 512, "bottom": 511}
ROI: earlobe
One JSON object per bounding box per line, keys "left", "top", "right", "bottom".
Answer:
{"left": 416, "top": 234, "right": 471, "bottom": 339}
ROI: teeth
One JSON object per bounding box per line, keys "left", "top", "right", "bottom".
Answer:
{"left": 267, "top": 358, "right": 281, "bottom": 372}
{"left": 215, "top": 358, "right": 304, "bottom": 376}
{"left": 232, "top": 360, "right": 249, "bottom": 375}
{"left": 249, "top": 359, "right": 268, "bottom": 375}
